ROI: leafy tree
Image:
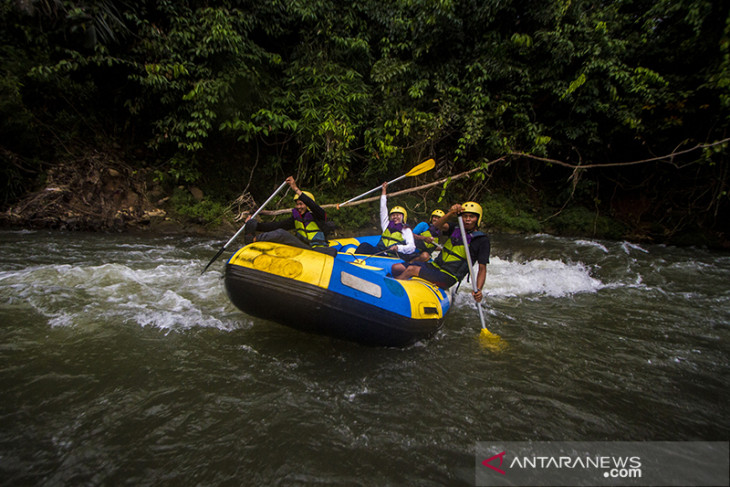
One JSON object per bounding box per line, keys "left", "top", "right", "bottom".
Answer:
{"left": 1, "top": 0, "right": 727, "bottom": 240}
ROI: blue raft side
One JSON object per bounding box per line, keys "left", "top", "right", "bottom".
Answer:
{"left": 327, "top": 237, "right": 451, "bottom": 319}
{"left": 327, "top": 235, "right": 418, "bottom": 319}
{"left": 329, "top": 255, "right": 414, "bottom": 318}
{"left": 329, "top": 235, "right": 381, "bottom": 253}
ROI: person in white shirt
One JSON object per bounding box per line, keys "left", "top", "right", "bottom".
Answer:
{"left": 354, "top": 182, "right": 419, "bottom": 260}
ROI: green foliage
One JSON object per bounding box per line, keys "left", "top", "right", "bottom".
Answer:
{"left": 481, "top": 195, "right": 542, "bottom": 234}
{"left": 331, "top": 205, "right": 374, "bottom": 231}
{"left": 550, "top": 207, "right": 626, "bottom": 240}
{"left": 124, "top": 3, "right": 281, "bottom": 180}
{"left": 154, "top": 154, "right": 201, "bottom": 184}
{"left": 169, "top": 187, "right": 228, "bottom": 226}
{"left": 1, "top": 0, "right": 728, "bottom": 240}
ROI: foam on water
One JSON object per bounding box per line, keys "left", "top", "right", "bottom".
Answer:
{"left": 622, "top": 241, "right": 649, "bottom": 254}
{"left": 479, "top": 256, "right": 603, "bottom": 298}
{"left": 2, "top": 245, "right": 606, "bottom": 331}
{"left": 575, "top": 239, "right": 609, "bottom": 253}
{"left": 0, "top": 260, "right": 241, "bottom": 332}
{"left": 3, "top": 231, "right": 726, "bottom": 335}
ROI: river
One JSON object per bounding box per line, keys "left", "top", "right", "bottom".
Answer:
{"left": 1, "top": 229, "right": 728, "bottom": 485}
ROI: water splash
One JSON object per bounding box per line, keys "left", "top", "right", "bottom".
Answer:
{"left": 482, "top": 256, "right": 603, "bottom": 298}
{"left": 0, "top": 261, "right": 240, "bottom": 332}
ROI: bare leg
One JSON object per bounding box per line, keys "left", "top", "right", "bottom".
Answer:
{"left": 391, "top": 263, "right": 406, "bottom": 277}
{"left": 410, "top": 251, "right": 431, "bottom": 263}
{"left": 393, "top": 265, "right": 422, "bottom": 281}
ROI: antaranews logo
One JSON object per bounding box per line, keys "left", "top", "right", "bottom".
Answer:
{"left": 475, "top": 441, "right": 729, "bottom": 487}
{"left": 479, "top": 449, "right": 642, "bottom": 482}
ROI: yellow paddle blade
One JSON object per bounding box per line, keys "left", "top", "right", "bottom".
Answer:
{"left": 405, "top": 158, "right": 435, "bottom": 177}
{"left": 478, "top": 328, "right": 508, "bottom": 352}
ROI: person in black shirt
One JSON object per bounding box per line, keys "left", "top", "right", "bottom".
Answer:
{"left": 391, "top": 202, "right": 490, "bottom": 303}
{"left": 245, "top": 176, "right": 336, "bottom": 256}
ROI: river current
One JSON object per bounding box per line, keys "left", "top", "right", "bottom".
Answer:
{"left": 1, "top": 230, "right": 728, "bottom": 485}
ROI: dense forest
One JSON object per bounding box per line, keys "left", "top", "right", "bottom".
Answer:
{"left": 1, "top": 0, "right": 729, "bottom": 246}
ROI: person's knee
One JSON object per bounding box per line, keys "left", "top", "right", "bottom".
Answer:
{"left": 395, "top": 265, "right": 419, "bottom": 280}
{"left": 413, "top": 252, "right": 430, "bottom": 262}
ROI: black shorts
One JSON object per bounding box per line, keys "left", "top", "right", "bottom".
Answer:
{"left": 415, "top": 241, "right": 436, "bottom": 253}
{"left": 354, "top": 242, "right": 382, "bottom": 255}
{"left": 404, "top": 262, "right": 456, "bottom": 289}
{"left": 399, "top": 251, "right": 424, "bottom": 262}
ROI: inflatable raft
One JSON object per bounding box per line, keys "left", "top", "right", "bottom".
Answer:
{"left": 224, "top": 237, "right": 450, "bottom": 346}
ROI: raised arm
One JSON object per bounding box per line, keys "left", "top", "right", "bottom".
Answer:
{"left": 379, "top": 182, "right": 389, "bottom": 231}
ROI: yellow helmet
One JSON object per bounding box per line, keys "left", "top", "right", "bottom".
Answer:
{"left": 430, "top": 209, "right": 445, "bottom": 219}
{"left": 389, "top": 206, "right": 407, "bottom": 222}
{"left": 461, "top": 201, "right": 483, "bottom": 226}
{"left": 294, "top": 191, "right": 315, "bottom": 202}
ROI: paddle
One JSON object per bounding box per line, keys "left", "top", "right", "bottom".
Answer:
{"left": 353, "top": 247, "right": 395, "bottom": 265}
{"left": 456, "top": 214, "right": 502, "bottom": 343}
{"left": 336, "top": 158, "right": 435, "bottom": 208}
{"left": 201, "top": 180, "right": 288, "bottom": 274}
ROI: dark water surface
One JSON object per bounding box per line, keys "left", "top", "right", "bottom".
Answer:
{"left": 1, "top": 230, "right": 728, "bottom": 485}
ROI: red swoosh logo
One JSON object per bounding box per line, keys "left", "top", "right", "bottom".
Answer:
{"left": 482, "top": 451, "right": 507, "bottom": 475}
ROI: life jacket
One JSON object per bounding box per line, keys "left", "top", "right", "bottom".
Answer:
{"left": 292, "top": 209, "right": 327, "bottom": 247}
{"left": 378, "top": 221, "right": 407, "bottom": 250}
{"left": 419, "top": 225, "right": 441, "bottom": 251}
{"left": 432, "top": 229, "right": 486, "bottom": 282}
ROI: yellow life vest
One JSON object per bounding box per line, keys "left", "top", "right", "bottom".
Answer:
{"left": 292, "top": 210, "right": 327, "bottom": 247}
{"left": 419, "top": 225, "right": 440, "bottom": 251}
{"left": 379, "top": 222, "right": 406, "bottom": 249}
{"left": 432, "top": 230, "right": 485, "bottom": 281}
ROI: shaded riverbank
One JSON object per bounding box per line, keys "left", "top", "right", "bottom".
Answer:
{"left": 2, "top": 153, "right": 728, "bottom": 249}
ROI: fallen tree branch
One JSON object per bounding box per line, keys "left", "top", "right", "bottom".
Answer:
{"left": 511, "top": 137, "right": 730, "bottom": 169}
{"left": 255, "top": 137, "right": 729, "bottom": 217}
{"left": 259, "top": 157, "right": 506, "bottom": 216}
